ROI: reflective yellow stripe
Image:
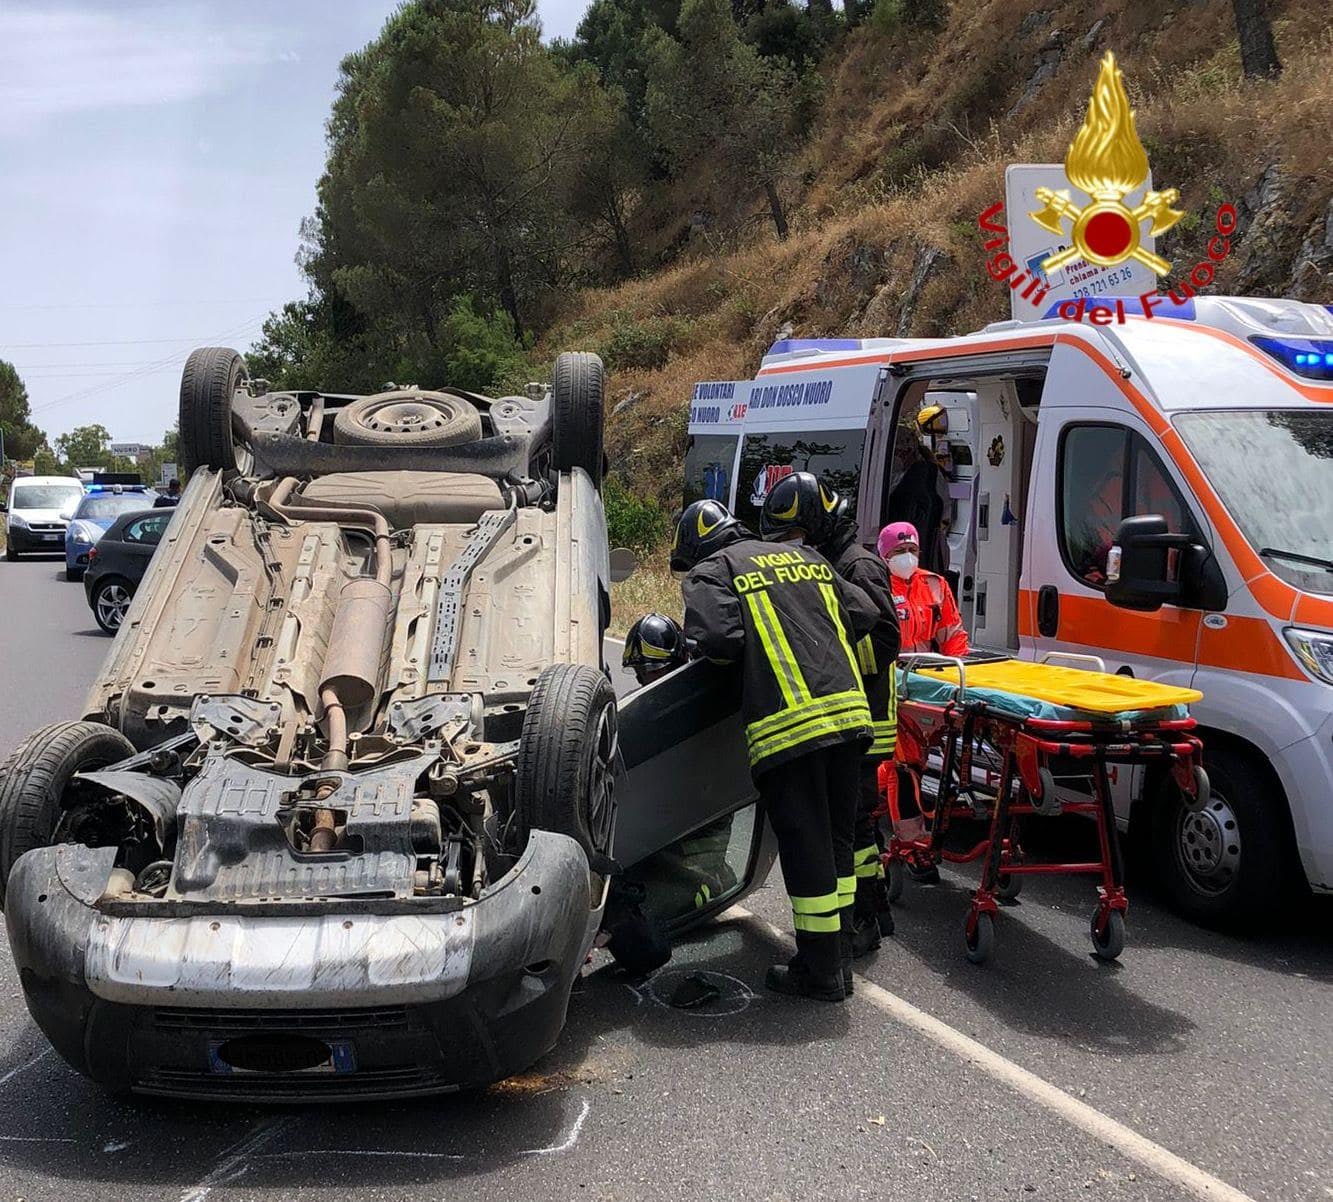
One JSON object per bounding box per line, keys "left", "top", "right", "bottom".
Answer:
{"left": 748, "top": 688, "right": 868, "bottom": 740}
{"left": 791, "top": 891, "right": 840, "bottom": 914}
{"left": 869, "top": 719, "right": 897, "bottom": 756}
{"left": 819, "top": 582, "right": 863, "bottom": 684}
{"left": 746, "top": 592, "right": 798, "bottom": 709}
{"left": 854, "top": 845, "right": 879, "bottom": 866}
{"left": 747, "top": 702, "right": 872, "bottom": 764}
{"left": 793, "top": 912, "right": 842, "bottom": 933}
{"left": 758, "top": 590, "right": 809, "bottom": 701}
{"left": 856, "top": 633, "right": 877, "bottom": 676}
{"left": 837, "top": 875, "right": 857, "bottom": 908}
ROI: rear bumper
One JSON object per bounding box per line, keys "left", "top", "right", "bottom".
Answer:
{"left": 5, "top": 834, "right": 600, "bottom": 1100}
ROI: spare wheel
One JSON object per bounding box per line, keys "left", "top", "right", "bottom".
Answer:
{"left": 333, "top": 390, "right": 483, "bottom": 448}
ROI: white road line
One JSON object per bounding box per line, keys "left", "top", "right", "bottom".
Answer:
{"left": 0, "top": 1047, "right": 52, "bottom": 1088}
{"left": 179, "top": 1116, "right": 298, "bottom": 1202}
{"left": 520, "top": 1097, "right": 591, "bottom": 1156}
{"left": 729, "top": 906, "right": 1256, "bottom": 1202}
{"left": 260, "top": 1149, "right": 465, "bottom": 1162}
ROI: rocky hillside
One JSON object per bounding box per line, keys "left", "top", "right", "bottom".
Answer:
{"left": 547, "top": 0, "right": 1332, "bottom": 520}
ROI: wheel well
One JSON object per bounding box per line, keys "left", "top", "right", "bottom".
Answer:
{"left": 1129, "top": 724, "right": 1300, "bottom": 865}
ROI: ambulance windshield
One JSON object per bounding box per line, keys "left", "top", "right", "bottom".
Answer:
{"left": 1175, "top": 410, "right": 1333, "bottom": 596}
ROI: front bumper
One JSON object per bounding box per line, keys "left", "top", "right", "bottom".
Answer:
{"left": 5, "top": 833, "right": 600, "bottom": 1100}
{"left": 8, "top": 526, "right": 65, "bottom": 553}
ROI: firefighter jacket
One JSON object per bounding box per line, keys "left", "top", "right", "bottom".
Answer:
{"left": 823, "top": 520, "right": 901, "bottom": 760}
{"left": 892, "top": 569, "right": 968, "bottom": 657}
{"left": 683, "top": 537, "right": 882, "bottom": 777}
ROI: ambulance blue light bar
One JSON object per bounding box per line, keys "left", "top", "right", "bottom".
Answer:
{"left": 765, "top": 338, "right": 864, "bottom": 356}
{"left": 1250, "top": 336, "right": 1333, "bottom": 382}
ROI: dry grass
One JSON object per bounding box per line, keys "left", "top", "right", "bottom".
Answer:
{"left": 542, "top": 1, "right": 1332, "bottom": 516}
{"left": 608, "top": 557, "right": 682, "bottom": 635}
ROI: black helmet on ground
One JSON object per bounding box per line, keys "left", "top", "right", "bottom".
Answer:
{"left": 623, "top": 612, "right": 688, "bottom": 683}
{"left": 759, "top": 471, "right": 841, "bottom": 543}
{"left": 669, "top": 499, "right": 744, "bottom": 573}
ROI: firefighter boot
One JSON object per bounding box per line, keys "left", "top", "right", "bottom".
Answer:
{"left": 873, "top": 876, "right": 896, "bottom": 937}
{"left": 850, "top": 883, "right": 882, "bottom": 959}
{"left": 766, "top": 933, "right": 845, "bottom": 1003}
{"left": 840, "top": 911, "right": 856, "bottom": 997}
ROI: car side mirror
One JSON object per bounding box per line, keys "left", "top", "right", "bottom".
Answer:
{"left": 1106, "top": 514, "right": 1194, "bottom": 612}
{"left": 609, "top": 547, "right": 638, "bottom": 584}
{"left": 59, "top": 505, "right": 76, "bottom": 521}
{"left": 0, "top": 501, "right": 7, "bottom": 513}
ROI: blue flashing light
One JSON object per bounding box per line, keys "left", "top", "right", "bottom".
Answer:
{"left": 1250, "top": 335, "right": 1333, "bottom": 383}
{"left": 1040, "top": 295, "right": 1197, "bottom": 321}
{"left": 765, "top": 338, "right": 864, "bottom": 356}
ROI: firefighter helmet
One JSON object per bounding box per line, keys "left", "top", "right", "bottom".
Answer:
{"left": 759, "top": 471, "right": 840, "bottom": 543}
{"left": 670, "top": 500, "right": 744, "bottom": 573}
{"left": 623, "top": 613, "right": 687, "bottom": 681}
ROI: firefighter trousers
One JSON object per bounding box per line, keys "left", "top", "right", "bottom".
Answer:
{"left": 852, "top": 758, "right": 889, "bottom": 916}
{"left": 756, "top": 741, "right": 860, "bottom": 979}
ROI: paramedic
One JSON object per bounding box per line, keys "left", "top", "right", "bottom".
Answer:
{"left": 878, "top": 521, "right": 968, "bottom": 657}
{"left": 760, "top": 472, "right": 901, "bottom": 959}
{"left": 675, "top": 498, "right": 883, "bottom": 1002}
{"left": 621, "top": 612, "right": 738, "bottom": 914}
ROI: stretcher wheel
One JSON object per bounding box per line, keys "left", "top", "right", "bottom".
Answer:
{"left": 996, "top": 872, "right": 1022, "bottom": 901}
{"left": 963, "top": 911, "right": 994, "bottom": 965}
{"left": 1033, "top": 767, "right": 1061, "bottom": 817}
{"left": 1090, "top": 910, "right": 1126, "bottom": 961}
{"left": 1185, "top": 764, "right": 1210, "bottom": 814}
{"left": 886, "top": 859, "right": 905, "bottom": 903}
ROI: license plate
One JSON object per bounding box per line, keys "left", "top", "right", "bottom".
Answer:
{"left": 41, "top": 533, "right": 60, "bottom": 541}
{"left": 207, "top": 1037, "right": 358, "bottom": 1075}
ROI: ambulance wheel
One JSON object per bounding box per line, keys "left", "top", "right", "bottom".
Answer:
{"left": 551, "top": 351, "right": 604, "bottom": 488}
{"left": 962, "top": 910, "right": 993, "bottom": 965}
{"left": 886, "top": 859, "right": 905, "bottom": 903}
{"left": 1150, "top": 743, "right": 1288, "bottom": 930}
{"left": 1090, "top": 910, "right": 1125, "bottom": 961}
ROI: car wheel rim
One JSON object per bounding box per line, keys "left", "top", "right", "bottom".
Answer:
{"left": 587, "top": 704, "right": 617, "bottom": 852}
{"left": 1174, "top": 791, "right": 1242, "bottom": 896}
{"left": 363, "top": 398, "right": 453, "bottom": 433}
{"left": 97, "top": 584, "right": 130, "bottom": 629}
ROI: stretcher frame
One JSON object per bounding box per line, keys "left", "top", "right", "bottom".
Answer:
{"left": 884, "top": 654, "right": 1208, "bottom": 964}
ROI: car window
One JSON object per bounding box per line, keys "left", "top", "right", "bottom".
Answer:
{"left": 1059, "top": 424, "right": 1194, "bottom": 588}
{"left": 11, "top": 484, "right": 83, "bottom": 510}
{"left": 78, "top": 493, "right": 150, "bottom": 520}
{"left": 122, "top": 513, "right": 170, "bottom": 544}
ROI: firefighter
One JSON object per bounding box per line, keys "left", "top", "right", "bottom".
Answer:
{"left": 674, "top": 498, "right": 887, "bottom": 1002}
{"left": 761, "top": 473, "right": 901, "bottom": 959}
{"left": 622, "top": 612, "right": 690, "bottom": 686}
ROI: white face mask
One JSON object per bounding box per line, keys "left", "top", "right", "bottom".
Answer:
{"left": 888, "top": 551, "right": 919, "bottom": 580}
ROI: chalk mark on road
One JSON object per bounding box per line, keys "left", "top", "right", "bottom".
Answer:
{"left": 729, "top": 905, "right": 1257, "bottom": 1202}
{"left": 0, "top": 1048, "right": 52, "bottom": 1089}
{"left": 520, "top": 1097, "right": 591, "bottom": 1156}
{"left": 179, "top": 1116, "right": 298, "bottom": 1202}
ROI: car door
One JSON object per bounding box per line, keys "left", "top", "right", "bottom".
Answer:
{"left": 612, "top": 658, "right": 777, "bottom": 932}
{"left": 117, "top": 511, "right": 172, "bottom": 584}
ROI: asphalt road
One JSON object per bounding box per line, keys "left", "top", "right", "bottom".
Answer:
{"left": 0, "top": 553, "right": 1329, "bottom": 1202}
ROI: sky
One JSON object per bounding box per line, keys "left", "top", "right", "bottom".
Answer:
{"left": 0, "top": 0, "right": 590, "bottom": 449}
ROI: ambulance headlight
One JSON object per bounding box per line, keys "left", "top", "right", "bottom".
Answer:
{"left": 1283, "top": 627, "right": 1333, "bottom": 685}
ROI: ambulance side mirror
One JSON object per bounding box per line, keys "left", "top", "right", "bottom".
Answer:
{"left": 1105, "top": 515, "right": 1192, "bottom": 612}
{"left": 609, "top": 547, "right": 638, "bottom": 584}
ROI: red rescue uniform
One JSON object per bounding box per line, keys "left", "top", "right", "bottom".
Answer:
{"left": 891, "top": 569, "right": 968, "bottom": 658}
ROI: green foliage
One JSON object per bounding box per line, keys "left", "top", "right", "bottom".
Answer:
{"left": 433, "top": 298, "right": 531, "bottom": 394}
{"left": 600, "top": 310, "right": 688, "bottom": 371}
{"left": 602, "top": 473, "right": 670, "bottom": 551}
{"left": 743, "top": 2, "right": 832, "bottom": 73}
{"left": 870, "top": 0, "right": 947, "bottom": 36}
{"left": 0, "top": 361, "right": 45, "bottom": 463}
{"left": 32, "top": 448, "right": 60, "bottom": 476}
{"left": 54, "top": 424, "right": 112, "bottom": 471}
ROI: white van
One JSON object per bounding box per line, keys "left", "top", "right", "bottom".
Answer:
{"left": 684, "top": 296, "right": 1333, "bottom": 926}
{"left": 4, "top": 475, "right": 84, "bottom": 561}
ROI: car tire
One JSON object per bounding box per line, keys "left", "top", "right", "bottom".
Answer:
{"left": 1150, "top": 743, "right": 1289, "bottom": 929}
{"left": 0, "top": 721, "right": 134, "bottom": 907}
{"left": 179, "top": 346, "right": 251, "bottom": 475}
{"left": 91, "top": 577, "right": 134, "bottom": 635}
{"left": 332, "top": 390, "right": 482, "bottom": 448}
{"left": 515, "top": 663, "right": 618, "bottom": 861}
{"left": 551, "top": 352, "right": 605, "bottom": 488}
{"left": 4, "top": 542, "right": 15, "bottom": 562}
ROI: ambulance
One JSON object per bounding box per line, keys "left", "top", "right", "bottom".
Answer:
{"left": 683, "top": 296, "right": 1333, "bottom": 926}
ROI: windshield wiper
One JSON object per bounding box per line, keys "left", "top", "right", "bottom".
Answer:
{"left": 1259, "top": 547, "right": 1333, "bottom": 573}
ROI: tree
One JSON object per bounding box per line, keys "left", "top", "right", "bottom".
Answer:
{"left": 54, "top": 424, "right": 112, "bottom": 472}
{"left": 1230, "top": 0, "right": 1281, "bottom": 79}
{"left": 645, "top": 0, "right": 798, "bottom": 239}
{"left": 568, "top": 87, "right": 647, "bottom": 275}
{"left": 0, "top": 361, "right": 46, "bottom": 463}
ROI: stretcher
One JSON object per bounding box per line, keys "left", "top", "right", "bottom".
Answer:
{"left": 882, "top": 653, "right": 1208, "bottom": 965}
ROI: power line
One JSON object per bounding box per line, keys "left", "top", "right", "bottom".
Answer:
{"left": 2, "top": 334, "right": 265, "bottom": 350}
{"left": 0, "top": 296, "right": 285, "bottom": 312}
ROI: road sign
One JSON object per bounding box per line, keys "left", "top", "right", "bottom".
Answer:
{"left": 1003, "top": 165, "right": 1159, "bottom": 322}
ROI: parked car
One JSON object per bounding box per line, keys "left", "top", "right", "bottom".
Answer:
{"left": 82, "top": 507, "right": 170, "bottom": 631}
{"left": 63, "top": 484, "right": 158, "bottom": 581}
{"left": 0, "top": 345, "right": 758, "bottom": 1101}
{"left": 4, "top": 475, "right": 84, "bottom": 560}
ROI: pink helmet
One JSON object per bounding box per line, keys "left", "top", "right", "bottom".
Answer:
{"left": 877, "top": 521, "right": 920, "bottom": 558}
